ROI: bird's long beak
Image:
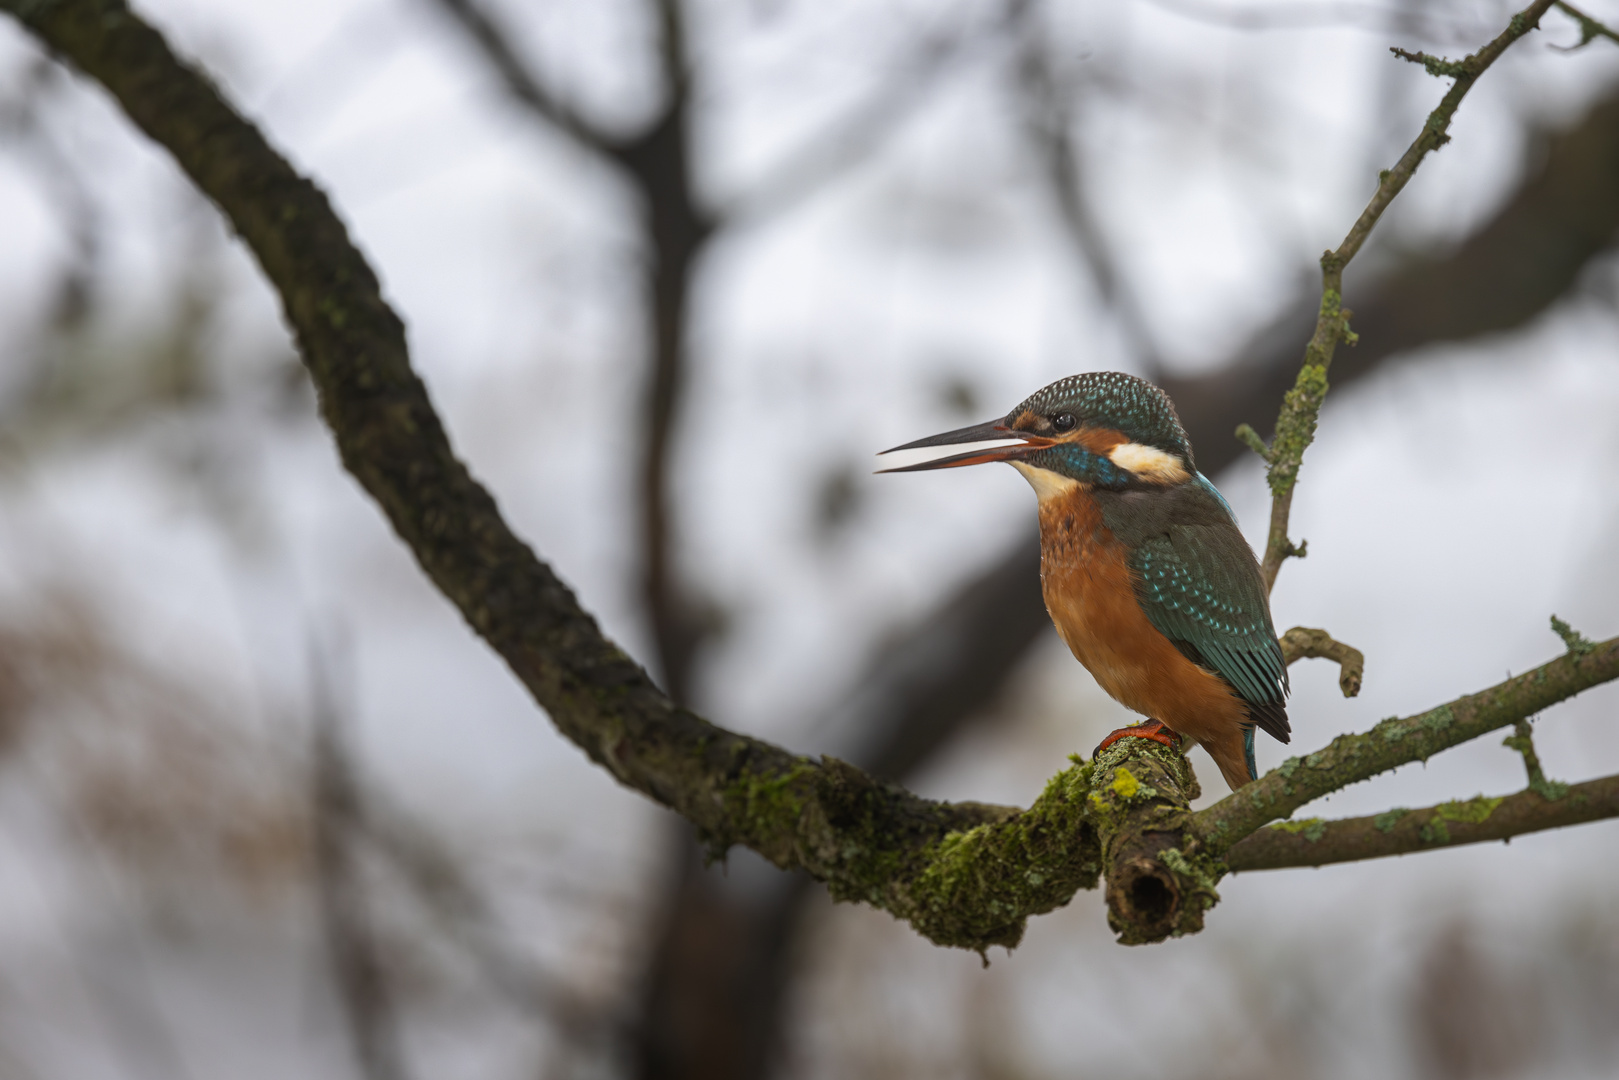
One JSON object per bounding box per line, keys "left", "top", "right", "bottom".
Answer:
{"left": 875, "top": 418, "right": 1051, "bottom": 473}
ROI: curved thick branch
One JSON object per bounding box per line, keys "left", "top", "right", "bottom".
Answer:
{"left": 1227, "top": 771, "right": 1619, "bottom": 871}
{"left": 0, "top": 0, "right": 1115, "bottom": 954}
{"left": 1279, "top": 625, "right": 1364, "bottom": 697}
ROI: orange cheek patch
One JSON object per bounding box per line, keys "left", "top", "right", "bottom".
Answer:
{"left": 1071, "top": 427, "right": 1129, "bottom": 455}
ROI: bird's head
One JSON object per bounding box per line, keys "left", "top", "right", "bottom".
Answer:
{"left": 878, "top": 371, "right": 1195, "bottom": 500}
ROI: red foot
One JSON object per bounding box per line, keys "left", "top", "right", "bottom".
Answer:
{"left": 1094, "top": 719, "right": 1180, "bottom": 758}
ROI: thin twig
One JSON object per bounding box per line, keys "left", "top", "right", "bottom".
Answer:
{"left": 1253, "top": 0, "right": 1556, "bottom": 592}
{"left": 726, "top": 6, "right": 1014, "bottom": 222}
{"left": 420, "top": 0, "right": 614, "bottom": 155}
{"left": 1552, "top": 0, "right": 1619, "bottom": 48}
{"left": 1502, "top": 719, "right": 1570, "bottom": 799}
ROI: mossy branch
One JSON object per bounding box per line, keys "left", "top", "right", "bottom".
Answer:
{"left": 1226, "top": 771, "right": 1619, "bottom": 871}
{"left": 1256, "top": 0, "right": 1555, "bottom": 593}
{"left": 1193, "top": 635, "right": 1619, "bottom": 849}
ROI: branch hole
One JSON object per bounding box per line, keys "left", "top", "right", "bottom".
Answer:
{"left": 1129, "top": 874, "right": 1174, "bottom": 923}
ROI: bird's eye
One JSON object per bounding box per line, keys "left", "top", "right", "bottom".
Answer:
{"left": 1052, "top": 413, "right": 1077, "bottom": 432}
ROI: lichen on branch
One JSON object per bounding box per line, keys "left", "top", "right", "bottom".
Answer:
{"left": 1226, "top": 772, "right": 1619, "bottom": 871}
{"left": 1194, "top": 636, "right": 1619, "bottom": 849}
{"left": 1251, "top": 0, "right": 1557, "bottom": 593}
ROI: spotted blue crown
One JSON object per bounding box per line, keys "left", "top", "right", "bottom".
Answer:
{"left": 1009, "top": 371, "right": 1194, "bottom": 466}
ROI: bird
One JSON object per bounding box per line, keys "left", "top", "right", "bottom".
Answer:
{"left": 878, "top": 371, "right": 1288, "bottom": 791}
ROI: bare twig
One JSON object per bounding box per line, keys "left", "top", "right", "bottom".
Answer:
{"left": 1278, "top": 626, "right": 1364, "bottom": 697}
{"left": 1501, "top": 719, "right": 1569, "bottom": 800}
{"left": 419, "top": 0, "right": 613, "bottom": 155}
{"left": 727, "top": 7, "right": 1016, "bottom": 221}
{"left": 1552, "top": 0, "right": 1619, "bottom": 48}
{"left": 1251, "top": 0, "right": 1556, "bottom": 593}
{"left": 1227, "top": 770, "right": 1618, "bottom": 871}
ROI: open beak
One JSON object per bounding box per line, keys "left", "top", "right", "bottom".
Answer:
{"left": 875, "top": 418, "right": 1051, "bottom": 473}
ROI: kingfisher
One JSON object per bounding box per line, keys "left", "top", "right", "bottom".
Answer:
{"left": 879, "top": 371, "right": 1288, "bottom": 791}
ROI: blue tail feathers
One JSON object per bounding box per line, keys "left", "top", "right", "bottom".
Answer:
{"left": 1243, "top": 726, "right": 1257, "bottom": 781}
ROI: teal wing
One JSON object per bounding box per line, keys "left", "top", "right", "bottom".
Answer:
{"left": 1128, "top": 524, "right": 1290, "bottom": 744}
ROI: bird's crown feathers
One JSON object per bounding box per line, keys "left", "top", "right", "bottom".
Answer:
{"left": 1010, "top": 371, "right": 1194, "bottom": 467}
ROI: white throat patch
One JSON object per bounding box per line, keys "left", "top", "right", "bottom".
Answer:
{"left": 1106, "top": 442, "right": 1189, "bottom": 484}
{"left": 1011, "top": 460, "right": 1081, "bottom": 502}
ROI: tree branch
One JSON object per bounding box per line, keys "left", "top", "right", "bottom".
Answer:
{"left": 10, "top": 0, "right": 1612, "bottom": 956}
{"left": 420, "top": 0, "right": 618, "bottom": 156}
{"left": 1251, "top": 0, "right": 1556, "bottom": 592}
{"left": 1279, "top": 625, "right": 1364, "bottom": 697}
{"left": 1552, "top": 0, "right": 1619, "bottom": 49}
{"left": 1226, "top": 771, "right": 1619, "bottom": 871}
{"left": 1194, "top": 633, "right": 1619, "bottom": 849}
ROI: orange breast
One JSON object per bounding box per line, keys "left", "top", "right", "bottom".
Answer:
{"left": 1037, "top": 491, "right": 1249, "bottom": 751}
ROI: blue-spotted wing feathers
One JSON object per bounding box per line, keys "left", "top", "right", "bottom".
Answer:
{"left": 1095, "top": 482, "right": 1291, "bottom": 745}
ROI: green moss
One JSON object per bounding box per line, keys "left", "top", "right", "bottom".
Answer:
{"left": 1266, "top": 361, "right": 1330, "bottom": 498}
{"left": 319, "top": 296, "right": 348, "bottom": 329}
{"left": 1272, "top": 817, "right": 1328, "bottom": 842}
{"left": 1415, "top": 795, "right": 1502, "bottom": 846}
{"left": 1551, "top": 615, "right": 1597, "bottom": 659}
{"left": 896, "top": 758, "right": 1103, "bottom": 952}
{"left": 721, "top": 758, "right": 818, "bottom": 845}
{"left": 1276, "top": 757, "right": 1301, "bottom": 779}
{"left": 1158, "top": 847, "right": 1223, "bottom": 936}
{"left": 1107, "top": 767, "right": 1160, "bottom": 803}
{"left": 1532, "top": 777, "right": 1570, "bottom": 801}
{"left": 1434, "top": 795, "right": 1503, "bottom": 824}
{"left": 1374, "top": 808, "right": 1408, "bottom": 833}
{"left": 1421, "top": 705, "right": 1455, "bottom": 733}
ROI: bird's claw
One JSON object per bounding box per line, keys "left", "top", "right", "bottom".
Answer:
{"left": 1094, "top": 718, "right": 1181, "bottom": 758}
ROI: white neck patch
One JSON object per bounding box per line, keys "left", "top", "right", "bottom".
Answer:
{"left": 1107, "top": 442, "right": 1189, "bottom": 484}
